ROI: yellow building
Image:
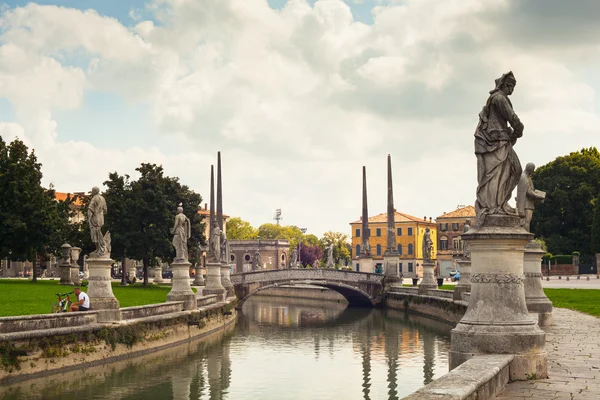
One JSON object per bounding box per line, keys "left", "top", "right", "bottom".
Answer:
{"left": 349, "top": 211, "right": 437, "bottom": 277}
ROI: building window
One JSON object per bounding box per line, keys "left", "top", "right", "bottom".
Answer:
{"left": 408, "top": 262, "right": 413, "bottom": 272}
{"left": 356, "top": 245, "right": 361, "bottom": 256}
{"left": 230, "top": 254, "right": 235, "bottom": 262}
{"left": 440, "top": 223, "right": 448, "bottom": 231}
{"left": 397, "top": 244, "right": 402, "bottom": 255}
{"left": 399, "top": 262, "right": 403, "bottom": 272}
{"left": 376, "top": 244, "right": 382, "bottom": 255}
{"left": 368, "top": 229, "right": 371, "bottom": 237}
{"left": 408, "top": 244, "right": 413, "bottom": 255}
{"left": 439, "top": 236, "right": 449, "bottom": 250}
{"left": 453, "top": 238, "right": 463, "bottom": 252}
{"left": 452, "top": 223, "right": 460, "bottom": 231}
{"left": 244, "top": 254, "right": 251, "bottom": 262}
{"left": 356, "top": 228, "right": 360, "bottom": 238}
{"left": 376, "top": 228, "right": 381, "bottom": 237}
{"left": 408, "top": 227, "right": 413, "bottom": 236}
{"left": 397, "top": 227, "right": 402, "bottom": 236}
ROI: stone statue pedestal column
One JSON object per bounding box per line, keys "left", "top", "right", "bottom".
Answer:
{"left": 153, "top": 266, "right": 164, "bottom": 284}
{"left": 59, "top": 261, "right": 73, "bottom": 286}
{"left": 449, "top": 215, "right": 546, "bottom": 381}
{"left": 71, "top": 266, "right": 81, "bottom": 286}
{"left": 453, "top": 258, "right": 472, "bottom": 301}
{"left": 87, "top": 257, "right": 121, "bottom": 322}
{"left": 192, "top": 264, "right": 205, "bottom": 286}
{"left": 167, "top": 260, "right": 197, "bottom": 310}
{"left": 383, "top": 255, "right": 402, "bottom": 287}
{"left": 524, "top": 241, "right": 553, "bottom": 326}
{"left": 358, "top": 257, "right": 375, "bottom": 273}
{"left": 418, "top": 261, "right": 437, "bottom": 294}
{"left": 204, "top": 261, "right": 226, "bottom": 301}
{"left": 221, "top": 264, "right": 234, "bottom": 298}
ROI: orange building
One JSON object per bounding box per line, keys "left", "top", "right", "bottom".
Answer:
{"left": 435, "top": 205, "right": 476, "bottom": 277}
{"left": 350, "top": 211, "right": 437, "bottom": 277}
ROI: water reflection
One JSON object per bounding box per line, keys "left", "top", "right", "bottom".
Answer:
{"left": 0, "top": 296, "right": 450, "bottom": 400}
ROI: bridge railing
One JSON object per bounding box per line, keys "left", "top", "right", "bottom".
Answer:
{"left": 230, "top": 268, "right": 383, "bottom": 285}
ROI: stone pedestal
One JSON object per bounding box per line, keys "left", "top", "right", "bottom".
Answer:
{"left": 524, "top": 241, "right": 553, "bottom": 326}
{"left": 221, "top": 264, "right": 234, "bottom": 297}
{"left": 449, "top": 215, "right": 547, "bottom": 381}
{"left": 203, "top": 261, "right": 226, "bottom": 301}
{"left": 192, "top": 264, "right": 205, "bottom": 286}
{"left": 153, "top": 266, "right": 164, "bottom": 284}
{"left": 87, "top": 257, "right": 121, "bottom": 322}
{"left": 59, "top": 262, "right": 73, "bottom": 286}
{"left": 418, "top": 261, "right": 437, "bottom": 294}
{"left": 383, "top": 255, "right": 403, "bottom": 287}
{"left": 358, "top": 257, "right": 375, "bottom": 274}
{"left": 167, "top": 260, "right": 197, "bottom": 310}
{"left": 453, "top": 258, "right": 472, "bottom": 301}
{"left": 71, "top": 266, "right": 81, "bottom": 286}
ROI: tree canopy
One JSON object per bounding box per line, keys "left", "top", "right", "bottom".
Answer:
{"left": 226, "top": 217, "right": 258, "bottom": 240}
{"left": 319, "top": 231, "right": 351, "bottom": 267}
{"left": 591, "top": 194, "right": 600, "bottom": 255}
{"left": 531, "top": 147, "right": 600, "bottom": 260}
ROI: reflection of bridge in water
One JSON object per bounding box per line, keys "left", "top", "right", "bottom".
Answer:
{"left": 231, "top": 269, "right": 384, "bottom": 308}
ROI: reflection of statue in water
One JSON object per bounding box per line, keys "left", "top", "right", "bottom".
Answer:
{"left": 290, "top": 248, "right": 298, "bottom": 268}
{"left": 252, "top": 252, "right": 261, "bottom": 270}
{"left": 516, "top": 162, "right": 546, "bottom": 232}
{"left": 171, "top": 206, "right": 191, "bottom": 261}
{"left": 422, "top": 228, "right": 433, "bottom": 262}
{"left": 88, "top": 186, "right": 110, "bottom": 257}
{"left": 474, "top": 71, "right": 524, "bottom": 227}
{"left": 326, "top": 245, "right": 334, "bottom": 268}
{"left": 209, "top": 219, "right": 221, "bottom": 261}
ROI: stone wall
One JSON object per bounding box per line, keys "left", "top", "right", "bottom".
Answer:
{"left": 385, "top": 289, "right": 467, "bottom": 326}
{"left": 254, "top": 286, "right": 347, "bottom": 302}
{"left": 541, "top": 263, "right": 577, "bottom": 276}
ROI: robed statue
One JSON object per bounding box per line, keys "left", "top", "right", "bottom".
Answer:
{"left": 252, "top": 252, "right": 261, "bottom": 270}
{"left": 516, "top": 163, "right": 546, "bottom": 232}
{"left": 326, "top": 244, "right": 334, "bottom": 268}
{"left": 209, "top": 219, "right": 221, "bottom": 262}
{"left": 88, "top": 186, "right": 110, "bottom": 257}
{"left": 220, "top": 230, "right": 230, "bottom": 264}
{"left": 474, "top": 71, "right": 523, "bottom": 227}
{"left": 422, "top": 227, "right": 433, "bottom": 262}
{"left": 290, "top": 248, "right": 298, "bottom": 268}
{"left": 171, "top": 206, "right": 191, "bottom": 261}
{"left": 462, "top": 220, "right": 471, "bottom": 259}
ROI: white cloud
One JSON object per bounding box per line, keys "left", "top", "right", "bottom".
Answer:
{"left": 0, "top": 0, "right": 599, "bottom": 237}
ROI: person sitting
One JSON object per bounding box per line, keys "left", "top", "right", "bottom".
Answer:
{"left": 70, "top": 287, "right": 90, "bottom": 312}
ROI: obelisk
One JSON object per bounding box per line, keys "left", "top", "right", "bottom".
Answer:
{"left": 204, "top": 164, "right": 226, "bottom": 300}
{"left": 383, "top": 155, "right": 401, "bottom": 285}
{"left": 217, "top": 152, "right": 234, "bottom": 297}
{"left": 358, "top": 166, "right": 374, "bottom": 273}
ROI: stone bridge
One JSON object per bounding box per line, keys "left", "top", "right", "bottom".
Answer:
{"left": 230, "top": 269, "right": 384, "bottom": 308}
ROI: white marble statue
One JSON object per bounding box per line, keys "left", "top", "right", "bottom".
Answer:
{"left": 220, "top": 230, "right": 230, "bottom": 264}
{"left": 422, "top": 227, "right": 433, "bottom": 262}
{"left": 88, "top": 186, "right": 109, "bottom": 257}
{"left": 516, "top": 163, "right": 546, "bottom": 232}
{"left": 326, "top": 244, "right": 334, "bottom": 268}
{"left": 290, "top": 248, "right": 298, "bottom": 268}
{"left": 171, "top": 206, "right": 191, "bottom": 261}
{"left": 209, "top": 220, "right": 221, "bottom": 262}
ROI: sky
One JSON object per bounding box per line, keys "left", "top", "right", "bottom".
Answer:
{"left": 0, "top": 0, "right": 599, "bottom": 238}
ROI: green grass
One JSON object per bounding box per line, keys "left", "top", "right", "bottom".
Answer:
{"left": 544, "top": 288, "right": 600, "bottom": 317}
{"left": 0, "top": 279, "right": 174, "bottom": 317}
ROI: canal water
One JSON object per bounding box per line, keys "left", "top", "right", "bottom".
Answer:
{"left": 0, "top": 296, "right": 451, "bottom": 400}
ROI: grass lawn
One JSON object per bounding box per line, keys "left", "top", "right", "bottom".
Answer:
{"left": 0, "top": 279, "right": 174, "bottom": 317}
{"left": 544, "top": 288, "right": 600, "bottom": 318}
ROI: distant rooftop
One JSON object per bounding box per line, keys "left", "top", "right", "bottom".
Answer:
{"left": 350, "top": 211, "right": 435, "bottom": 225}
{"left": 436, "top": 205, "right": 476, "bottom": 220}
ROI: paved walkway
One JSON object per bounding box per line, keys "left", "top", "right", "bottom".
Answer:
{"left": 497, "top": 308, "right": 600, "bottom": 400}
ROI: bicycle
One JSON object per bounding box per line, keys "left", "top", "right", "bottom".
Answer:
{"left": 51, "top": 292, "right": 73, "bottom": 313}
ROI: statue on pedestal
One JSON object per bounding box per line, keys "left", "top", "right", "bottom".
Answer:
{"left": 326, "top": 244, "right": 334, "bottom": 268}
{"left": 252, "top": 252, "right": 261, "bottom": 270}
{"left": 474, "top": 71, "right": 524, "bottom": 227}
{"left": 290, "top": 248, "right": 298, "bottom": 268}
{"left": 209, "top": 218, "right": 221, "bottom": 262}
{"left": 516, "top": 163, "right": 546, "bottom": 232}
{"left": 422, "top": 227, "right": 433, "bottom": 262}
{"left": 88, "top": 186, "right": 110, "bottom": 258}
{"left": 462, "top": 220, "right": 471, "bottom": 258}
{"left": 171, "top": 206, "right": 191, "bottom": 261}
{"left": 220, "top": 231, "right": 230, "bottom": 264}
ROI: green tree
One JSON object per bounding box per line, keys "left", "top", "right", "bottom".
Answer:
{"left": 226, "top": 217, "right": 258, "bottom": 239}
{"left": 103, "top": 164, "right": 205, "bottom": 286}
{"left": 531, "top": 147, "right": 600, "bottom": 261}
{"left": 591, "top": 195, "right": 600, "bottom": 255}
{"left": 319, "top": 231, "right": 351, "bottom": 267}
{"left": 0, "top": 137, "right": 67, "bottom": 282}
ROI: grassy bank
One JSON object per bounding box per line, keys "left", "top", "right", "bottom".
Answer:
{"left": 544, "top": 288, "right": 600, "bottom": 317}
{"left": 0, "top": 279, "right": 174, "bottom": 317}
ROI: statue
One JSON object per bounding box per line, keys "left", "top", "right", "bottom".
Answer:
{"left": 209, "top": 219, "right": 221, "bottom": 262}
{"left": 290, "top": 248, "right": 298, "bottom": 268}
{"left": 516, "top": 163, "right": 546, "bottom": 232}
{"left": 252, "top": 252, "right": 261, "bottom": 270}
{"left": 88, "top": 186, "right": 110, "bottom": 257}
{"left": 326, "top": 244, "right": 334, "bottom": 268}
{"left": 220, "top": 231, "right": 230, "bottom": 264}
{"left": 361, "top": 241, "right": 371, "bottom": 257}
{"left": 313, "top": 259, "right": 320, "bottom": 269}
{"left": 474, "top": 71, "right": 524, "bottom": 227}
{"left": 462, "top": 219, "right": 471, "bottom": 258}
{"left": 422, "top": 227, "right": 433, "bottom": 262}
{"left": 171, "top": 206, "right": 191, "bottom": 261}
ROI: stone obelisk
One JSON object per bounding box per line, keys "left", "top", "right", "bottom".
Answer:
{"left": 358, "top": 166, "right": 374, "bottom": 273}
{"left": 203, "top": 164, "right": 226, "bottom": 300}
{"left": 383, "top": 155, "right": 401, "bottom": 286}
{"left": 217, "top": 152, "right": 234, "bottom": 297}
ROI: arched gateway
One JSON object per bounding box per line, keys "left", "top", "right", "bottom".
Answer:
{"left": 230, "top": 269, "right": 384, "bottom": 308}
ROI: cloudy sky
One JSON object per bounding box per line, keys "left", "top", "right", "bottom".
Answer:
{"left": 1, "top": 0, "right": 599, "bottom": 237}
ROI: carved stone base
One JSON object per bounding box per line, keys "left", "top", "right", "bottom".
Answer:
{"left": 453, "top": 258, "right": 472, "bottom": 301}
{"left": 153, "top": 266, "right": 164, "bottom": 284}
{"left": 418, "top": 261, "right": 437, "bottom": 294}
{"left": 59, "top": 263, "right": 73, "bottom": 286}
{"left": 383, "top": 254, "right": 403, "bottom": 287}
{"left": 450, "top": 215, "right": 546, "bottom": 381}
{"left": 357, "top": 257, "right": 375, "bottom": 274}
{"left": 524, "top": 241, "right": 553, "bottom": 326}
{"left": 221, "top": 264, "right": 234, "bottom": 297}
{"left": 203, "top": 261, "right": 226, "bottom": 301}
{"left": 87, "top": 257, "right": 121, "bottom": 322}
{"left": 192, "top": 265, "right": 205, "bottom": 286}
{"left": 167, "top": 260, "right": 197, "bottom": 310}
